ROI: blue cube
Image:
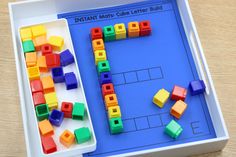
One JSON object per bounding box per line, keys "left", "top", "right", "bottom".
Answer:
{"left": 65, "top": 72, "right": 78, "bottom": 90}
{"left": 52, "top": 67, "right": 64, "bottom": 83}
{"left": 100, "top": 72, "right": 112, "bottom": 85}
{"left": 60, "top": 49, "right": 75, "bottom": 66}
{"left": 189, "top": 80, "right": 206, "bottom": 95}
{"left": 49, "top": 109, "right": 64, "bottom": 126}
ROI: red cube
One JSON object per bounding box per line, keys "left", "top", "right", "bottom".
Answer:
{"left": 41, "top": 136, "right": 57, "bottom": 154}
{"left": 41, "top": 44, "right": 53, "bottom": 56}
{"left": 61, "top": 102, "right": 73, "bottom": 118}
{"left": 139, "top": 21, "right": 152, "bottom": 36}
{"left": 45, "top": 54, "right": 60, "bottom": 69}
{"left": 30, "top": 80, "right": 43, "bottom": 93}
{"left": 91, "top": 27, "right": 103, "bottom": 40}
{"left": 33, "top": 92, "right": 46, "bottom": 106}
{"left": 102, "top": 83, "right": 115, "bottom": 98}
{"left": 171, "top": 85, "right": 187, "bottom": 101}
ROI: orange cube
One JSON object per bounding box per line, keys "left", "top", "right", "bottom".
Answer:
{"left": 170, "top": 100, "right": 187, "bottom": 119}
{"left": 37, "top": 56, "right": 48, "bottom": 72}
{"left": 92, "top": 39, "right": 105, "bottom": 52}
{"left": 39, "top": 120, "right": 54, "bottom": 136}
{"left": 33, "top": 35, "right": 47, "bottom": 51}
{"left": 128, "top": 22, "right": 140, "bottom": 37}
{"left": 41, "top": 76, "right": 55, "bottom": 93}
{"left": 104, "top": 94, "right": 118, "bottom": 110}
{"left": 25, "top": 52, "right": 37, "bottom": 67}
{"left": 60, "top": 130, "right": 75, "bottom": 148}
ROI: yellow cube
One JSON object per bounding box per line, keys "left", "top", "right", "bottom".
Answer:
{"left": 31, "top": 25, "right": 47, "bottom": 38}
{"left": 45, "top": 92, "right": 58, "bottom": 111}
{"left": 114, "top": 23, "right": 126, "bottom": 40}
{"left": 108, "top": 106, "right": 121, "bottom": 118}
{"left": 27, "top": 66, "right": 40, "bottom": 81}
{"left": 20, "top": 27, "right": 32, "bottom": 41}
{"left": 49, "top": 36, "right": 64, "bottom": 51}
{"left": 94, "top": 50, "right": 107, "bottom": 65}
{"left": 153, "top": 88, "right": 170, "bottom": 108}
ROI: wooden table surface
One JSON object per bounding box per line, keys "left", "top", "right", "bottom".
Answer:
{"left": 0, "top": 0, "right": 235, "bottom": 157}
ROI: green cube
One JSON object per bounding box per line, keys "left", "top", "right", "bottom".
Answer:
{"left": 103, "top": 25, "right": 115, "bottom": 42}
{"left": 72, "top": 102, "right": 85, "bottom": 120}
{"left": 35, "top": 104, "right": 49, "bottom": 121}
{"left": 97, "top": 60, "right": 110, "bottom": 75}
{"left": 23, "top": 40, "right": 35, "bottom": 53}
{"left": 109, "top": 117, "right": 123, "bottom": 134}
{"left": 74, "top": 127, "right": 91, "bottom": 144}
{"left": 165, "top": 120, "right": 183, "bottom": 138}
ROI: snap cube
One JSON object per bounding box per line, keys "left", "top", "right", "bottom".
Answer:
{"left": 91, "top": 27, "right": 103, "bottom": 40}
{"left": 60, "top": 49, "right": 75, "bottom": 66}
{"left": 32, "top": 92, "right": 46, "bottom": 106}
{"left": 109, "top": 117, "right": 123, "bottom": 134}
{"left": 41, "top": 136, "right": 57, "bottom": 154}
{"left": 139, "top": 20, "right": 152, "bottom": 36}
{"left": 170, "top": 100, "right": 187, "bottom": 119}
{"left": 171, "top": 85, "right": 187, "bottom": 101}
{"left": 27, "top": 66, "right": 40, "bottom": 81}
{"left": 108, "top": 106, "right": 121, "bottom": 119}
{"left": 72, "top": 102, "right": 85, "bottom": 120}
{"left": 23, "top": 40, "right": 35, "bottom": 53}
{"left": 102, "top": 83, "right": 115, "bottom": 98}
{"left": 74, "top": 127, "right": 91, "bottom": 144}
{"left": 45, "top": 54, "right": 60, "bottom": 69}
{"left": 37, "top": 56, "right": 48, "bottom": 72}
{"left": 44, "top": 92, "right": 58, "bottom": 111}
{"left": 31, "top": 25, "right": 47, "bottom": 38}
{"left": 105, "top": 94, "right": 118, "bottom": 110}
{"left": 61, "top": 102, "right": 73, "bottom": 118}
{"left": 103, "top": 25, "right": 115, "bottom": 42}
{"left": 97, "top": 60, "right": 110, "bottom": 75}
{"left": 49, "top": 36, "right": 64, "bottom": 51}
{"left": 94, "top": 50, "right": 107, "bottom": 65}
{"left": 41, "top": 76, "right": 55, "bottom": 93}
{"left": 33, "top": 35, "right": 47, "bottom": 51}
{"left": 41, "top": 44, "right": 53, "bottom": 56}
{"left": 100, "top": 72, "right": 112, "bottom": 85}
{"left": 128, "top": 22, "right": 140, "bottom": 37}
{"left": 25, "top": 52, "right": 37, "bottom": 67}
{"left": 20, "top": 27, "right": 32, "bottom": 41}
{"left": 30, "top": 79, "right": 43, "bottom": 93}
{"left": 49, "top": 109, "right": 64, "bottom": 127}
{"left": 114, "top": 23, "right": 126, "bottom": 40}
{"left": 189, "top": 80, "right": 206, "bottom": 95}
{"left": 35, "top": 104, "right": 49, "bottom": 121}
{"left": 153, "top": 88, "right": 170, "bottom": 108}
{"left": 165, "top": 120, "right": 183, "bottom": 139}
{"left": 92, "top": 39, "right": 105, "bottom": 52}
{"left": 65, "top": 72, "right": 78, "bottom": 90}
{"left": 38, "top": 119, "right": 54, "bottom": 136}
{"left": 60, "top": 130, "right": 75, "bottom": 148}
{"left": 52, "top": 67, "right": 64, "bottom": 83}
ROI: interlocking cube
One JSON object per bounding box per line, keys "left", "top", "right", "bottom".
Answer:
{"left": 49, "top": 36, "right": 64, "bottom": 51}
{"left": 41, "top": 76, "right": 55, "bottom": 93}
{"left": 30, "top": 79, "right": 43, "bottom": 93}
{"left": 139, "top": 20, "right": 152, "bottom": 36}
{"left": 60, "top": 130, "right": 75, "bottom": 148}
{"left": 37, "top": 56, "right": 48, "bottom": 72}
{"left": 171, "top": 85, "right": 187, "bottom": 101}
{"left": 44, "top": 92, "right": 58, "bottom": 111}
{"left": 33, "top": 35, "right": 47, "bottom": 51}
{"left": 108, "top": 106, "right": 121, "bottom": 118}
{"left": 170, "top": 100, "right": 187, "bottom": 119}
{"left": 65, "top": 72, "right": 78, "bottom": 90}
{"left": 52, "top": 67, "right": 64, "bottom": 83}
{"left": 165, "top": 120, "right": 183, "bottom": 139}
{"left": 61, "top": 102, "right": 73, "bottom": 118}
{"left": 189, "top": 80, "right": 206, "bottom": 95}
{"left": 74, "top": 127, "right": 91, "bottom": 144}
{"left": 23, "top": 40, "right": 35, "bottom": 53}
{"left": 45, "top": 54, "right": 60, "bottom": 69}
{"left": 128, "top": 21, "right": 140, "bottom": 37}
{"left": 109, "top": 117, "right": 123, "bottom": 134}
{"left": 20, "top": 27, "right": 32, "bottom": 41}
{"left": 103, "top": 25, "right": 115, "bottom": 42}
{"left": 100, "top": 72, "right": 112, "bottom": 85}
{"left": 153, "top": 88, "right": 170, "bottom": 108}
{"left": 41, "top": 136, "right": 57, "bottom": 154}
{"left": 94, "top": 50, "right": 107, "bottom": 65}
{"left": 60, "top": 49, "right": 75, "bottom": 66}
{"left": 114, "top": 23, "right": 126, "bottom": 40}
{"left": 32, "top": 92, "right": 46, "bottom": 106}
{"left": 90, "top": 27, "right": 103, "bottom": 40}
{"left": 102, "top": 83, "right": 115, "bottom": 98}
{"left": 41, "top": 44, "right": 53, "bottom": 56}
{"left": 49, "top": 109, "right": 64, "bottom": 126}
{"left": 97, "top": 60, "right": 110, "bottom": 75}
{"left": 92, "top": 39, "right": 105, "bottom": 52}
{"left": 105, "top": 94, "right": 118, "bottom": 110}
{"left": 31, "top": 25, "right": 47, "bottom": 38}
{"left": 27, "top": 66, "right": 40, "bottom": 81}
{"left": 72, "top": 102, "right": 85, "bottom": 120}
{"left": 38, "top": 119, "right": 54, "bottom": 136}
{"left": 35, "top": 104, "right": 49, "bottom": 121}
{"left": 25, "top": 52, "right": 37, "bottom": 67}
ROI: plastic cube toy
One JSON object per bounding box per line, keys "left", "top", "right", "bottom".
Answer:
{"left": 100, "top": 72, "right": 112, "bottom": 85}
{"left": 109, "top": 117, "right": 123, "bottom": 134}
{"left": 105, "top": 94, "right": 118, "bottom": 110}
{"left": 171, "top": 85, "right": 187, "bottom": 101}
{"left": 114, "top": 23, "right": 126, "bottom": 40}
{"left": 97, "top": 60, "right": 110, "bottom": 75}
{"left": 103, "top": 25, "right": 116, "bottom": 42}
{"left": 37, "top": 56, "right": 48, "bottom": 72}
{"left": 60, "top": 49, "right": 75, "bottom": 66}
{"left": 41, "top": 44, "right": 53, "bottom": 56}
{"left": 165, "top": 120, "right": 183, "bottom": 139}
{"left": 41, "top": 76, "right": 55, "bottom": 93}
{"left": 52, "top": 67, "right": 64, "bottom": 83}
{"left": 49, "top": 36, "right": 64, "bottom": 51}
{"left": 170, "top": 100, "right": 187, "bottom": 119}
{"left": 189, "top": 80, "right": 206, "bottom": 95}
{"left": 49, "top": 109, "right": 64, "bottom": 127}
{"left": 41, "top": 136, "right": 57, "bottom": 154}
{"left": 38, "top": 119, "right": 54, "bottom": 136}
{"left": 65, "top": 72, "right": 78, "bottom": 90}
{"left": 74, "top": 127, "right": 91, "bottom": 144}
{"left": 27, "top": 66, "right": 40, "bottom": 81}
{"left": 61, "top": 102, "right": 73, "bottom": 118}
{"left": 35, "top": 104, "right": 49, "bottom": 121}
{"left": 23, "top": 40, "right": 35, "bottom": 53}
{"left": 128, "top": 22, "right": 140, "bottom": 37}
{"left": 153, "top": 88, "right": 170, "bottom": 108}
{"left": 72, "top": 102, "right": 85, "bottom": 120}
{"left": 94, "top": 50, "right": 107, "bottom": 65}
{"left": 45, "top": 54, "right": 60, "bottom": 69}
{"left": 30, "top": 79, "right": 43, "bottom": 93}
{"left": 20, "top": 27, "right": 32, "bottom": 41}
{"left": 139, "top": 20, "right": 152, "bottom": 36}
{"left": 102, "top": 83, "right": 115, "bottom": 98}
{"left": 92, "top": 39, "right": 105, "bottom": 52}
{"left": 25, "top": 52, "right": 37, "bottom": 67}
{"left": 33, "top": 35, "right": 47, "bottom": 51}
{"left": 44, "top": 92, "right": 58, "bottom": 111}
{"left": 31, "top": 25, "right": 47, "bottom": 38}
{"left": 60, "top": 130, "right": 75, "bottom": 148}
{"left": 90, "top": 27, "right": 103, "bottom": 40}
{"left": 108, "top": 106, "right": 121, "bottom": 118}
{"left": 32, "top": 92, "right": 46, "bottom": 106}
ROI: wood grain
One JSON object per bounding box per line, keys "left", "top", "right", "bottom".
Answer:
{"left": 0, "top": 0, "right": 235, "bottom": 157}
